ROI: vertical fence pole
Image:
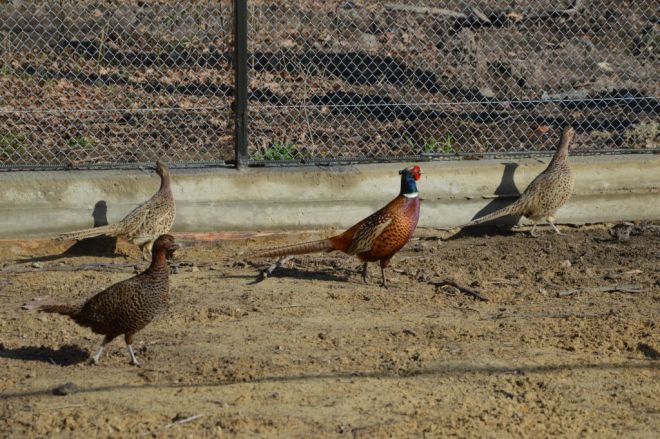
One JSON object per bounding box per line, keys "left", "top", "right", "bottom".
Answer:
{"left": 233, "top": 0, "right": 249, "bottom": 168}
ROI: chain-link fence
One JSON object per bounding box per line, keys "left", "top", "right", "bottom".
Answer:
{"left": 1, "top": 0, "right": 234, "bottom": 169}
{"left": 1, "top": 1, "right": 658, "bottom": 169}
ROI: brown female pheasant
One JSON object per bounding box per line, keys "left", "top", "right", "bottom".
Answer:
{"left": 26, "top": 234, "right": 179, "bottom": 365}
{"left": 57, "top": 161, "right": 176, "bottom": 259}
{"left": 461, "top": 127, "right": 575, "bottom": 236}
{"left": 251, "top": 166, "right": 422, "bottom": 287}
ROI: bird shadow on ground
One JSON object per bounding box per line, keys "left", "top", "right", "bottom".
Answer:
{"left": 450, "top": 162, "right": 523, "bottom": 240}
{"left": 16, "top": 201, "right": 119, "bottom": 263}
{"left": 637, "top": 343, "right": 660, "bottom": 360}
{"left": 243, "top": 267, "right": 352, "bottom": 285}
{"left": 0, "top": 344, "right": 89, "bottom": 366}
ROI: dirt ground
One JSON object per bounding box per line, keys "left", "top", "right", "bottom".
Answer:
{"left": 0, "top": 224, "right": 658, "bottom": 438}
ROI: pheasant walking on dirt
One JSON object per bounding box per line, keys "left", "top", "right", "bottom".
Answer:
{"left": 251, "top": 166, "right": 422, "bottom": 287}
{"left": 56, "top": 161, "right": 176, "bottom": 259}
{"left": 461, "top": 127, "right": 575, "bottom": 236}
{"left": 23, "top": 234, "right": 179, "bottom": 365}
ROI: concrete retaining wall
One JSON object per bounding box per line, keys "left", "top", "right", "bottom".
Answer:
{"left": 1, "top": 154, "right": 658, "bottom": 238}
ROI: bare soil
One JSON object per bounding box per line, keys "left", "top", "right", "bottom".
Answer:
{"left": 0, "top": 225, "right": 658, "bottom": 437}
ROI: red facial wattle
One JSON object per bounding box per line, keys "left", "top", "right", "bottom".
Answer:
{"left": 411, "top": 166, "right": 422, "bottom": 181}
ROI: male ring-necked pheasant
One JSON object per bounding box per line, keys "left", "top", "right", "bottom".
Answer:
{"left": 251, "top": 166, "right": 422, "bottom": 287}
{"left": 56, "top": 161, "right": 176, "bottom": 259}
{"left": 461, "top": 127, "right": 575, "bottom": 236}
{"left": 23, "top": 234, "right": 179, "bottom": 365}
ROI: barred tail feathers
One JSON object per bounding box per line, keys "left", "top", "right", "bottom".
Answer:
{"left": 251, "top": 239, "right": 335, "bottom": 259}
{"left": 461, "top": 200, "right": 522, "bottom": 228}
{"left": 56, "top": 224, "right": 117, "bottom": 241}
{"left": 39, "top": 303, "right": 82, "bottom": 316}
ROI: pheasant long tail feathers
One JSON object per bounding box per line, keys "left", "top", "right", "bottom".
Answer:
{"left": 38, "top": 303, "right": 82, "bottom": 316}
{"left": 250, "top": 239, "right": 335, "bottom": 259}
{"left": 55, "top": 224, "right": 118, "bottom": 241}
{"left": 22, "top": 296, "right": 82, "bottom": 316}
{"left": 461, "top": 200, "right": 522, "bottom": 228}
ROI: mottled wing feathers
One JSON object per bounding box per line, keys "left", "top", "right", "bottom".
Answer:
{"left": 346, "top": 216, "right": 393, "bottom": 255}
{"left": 78, "top": 277, "right": 143, "bottom": 326}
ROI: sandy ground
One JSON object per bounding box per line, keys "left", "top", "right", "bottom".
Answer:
{"left": 0, "top": 224, "right": 658, "bottom": 438}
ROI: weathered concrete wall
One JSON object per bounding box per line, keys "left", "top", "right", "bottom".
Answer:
{"left": 0, "top": 155, "right": 658, "bottom": 238}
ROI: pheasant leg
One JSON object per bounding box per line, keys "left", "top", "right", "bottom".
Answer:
{"left": 529, "top": 223, "right": 539, "bottom": 238}
{"left": 127, "top": 345, "right": 140, "bottom": 366}
{"left": 140, "top": 243, "right": 152, "bottom": 261}
{"left": 125, "top": 334, "right": 140, "bottom": 366}
{"left": 90, "top": 335, "right": 112, "bottom": 365}
{"left": 361, "top": 262, "right": 369, "bottom": 284}
{"left": 380, "top": 265, "right": 387, "bottom": 289}
{"left": 548, "top": 217, "right": 564, "bottom": 235}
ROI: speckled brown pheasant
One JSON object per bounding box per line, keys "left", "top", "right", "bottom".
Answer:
{"left": 461, "top": 127, "right": 575, "bottom": 236}
{"left": 57, "top": 161, "right": 176, "bottom": 259}
{"left": 251, "top": 166, "right": 422, "bottom": 287}
{"left": 25, "top": 235, "right": 179, "bottom": 365}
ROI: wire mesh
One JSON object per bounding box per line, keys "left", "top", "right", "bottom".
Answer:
{"left": 247, "top": 0, "right": 659, "bottom": 163}
{"left": 0, "top": 0, "right": 234, "bottom": 169}
{"left": 0, "top": 1, "right": 658, "bottom": 169}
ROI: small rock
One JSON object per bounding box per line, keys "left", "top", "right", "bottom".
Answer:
{"left": 337, "top": 424, "right": 352, "bottom": 434}
{"left": 190, "top": 266, "right": 200, "bottom": 273}
{"left": 402, "top": 328, "right": 417, "bottom": 337}
{"left": 560, "top": 260, "right": 572, "bottom": 268}
{"left": 26, "top": 371, "right": 36, "bottom": 378}
{"left": 610, "top": 223, "right": 634, "bottom": 242}
{"left": 52, "top": 382, "right": 78, "bottom": 396}
{"left": 31, "top": 262, "right": 42, "bottom": 269}
{"left": 597, "top": 61, "right": 614, "bottom": 72}
{"left": 358, "top": 33, "right": 379, "bottom": 51}
{"left": 478, "top": 87, "right": 496, "bottom": 99}
{"left": 270, "top": 391, "right": 281, "bottom": 399}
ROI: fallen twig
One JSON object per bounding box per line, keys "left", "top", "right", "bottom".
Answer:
{"left": 484, "top": 311, "right": 615, "bottom": 320}
{"left": 273, "top": 304, "right": 317, "bottom": 309}
{"left": 432, "top": 280, "right": 489, "bottom": 302}
{"left": 384, "top": 3, "right": 467, "bottom": 19}
{"left": 557, "top": 284, "right": 643, "bottom": 297}
{"left": 523, "top": 0, "right": 584, "bottom": 22}
{"left": 48, "top": 404, "right": 86, "bottom": 411}
{"left": 67, "top": 157, "right": 104, "bottom": 169}
{"left": 2, "top": 263, "right": 138, "bottom": 274}
{"left": 164, "top": 414, "right": 204, "bottom": 429}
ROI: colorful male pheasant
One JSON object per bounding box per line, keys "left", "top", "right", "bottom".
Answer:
{"left": 461, "top": 127, "right": 575, "bottom": 236}
{"left": 251, "top": 166, "right": 422, "bottom": 287}
{"left": 57, "top": 161, "right": 176, "bottom": 259}
{"left": 23, "top": 234, "right": 179, "bottom": 366}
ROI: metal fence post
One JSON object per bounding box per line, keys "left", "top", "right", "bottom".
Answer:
{"left": 233, "top": 0, "right": 249, "bottom": 169}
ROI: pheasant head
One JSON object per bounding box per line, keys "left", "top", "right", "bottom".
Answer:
{"left": 399, "top": 165, "right": 421, "bottom": 196}
{"left": 151, "top": 234, "right": 180, "bottom": 263}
